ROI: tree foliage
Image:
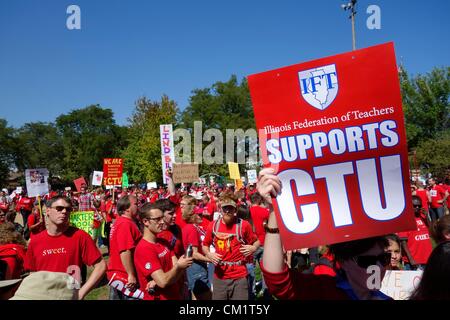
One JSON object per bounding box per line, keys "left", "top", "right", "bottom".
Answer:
{"left": 0, "top": 119, "right": 17, "bottom": 186}
{"left": 121, "top": 95, "right": 178, "bottom": 184}
{"left": 55, "top": 105, "right": 124, "bottom": 181}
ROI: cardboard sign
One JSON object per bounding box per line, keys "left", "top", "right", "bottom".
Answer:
{"left": 172, "top": 163, "right": 199, "bottom": 183}
{"left": 228, "top": 162, "right": 241, "bottom": 180}
{"left": 92, "top": 171, "right": 103, "bottom": 186}
{"left": 147, "top": 182, "right": 157, "bottom": 190}
{"left": 247, "top": 170, "right": 258, "bottom": 184}
{"left": 160, "top": 124, "right": 175, "bottom": 184}
{"left": 380, "top": 270, "right": 422, "bottom": 300}
{"left": 248, "top": 42, "right": 416, "bottom": 249}
{"left": 74, "top": 177, "right": 87, "bottom": 192}
{"left": 69, "top": 211, "right": 94, "bottom": 237}
{"left": 25, "top": 168, "right": 49, "bottom": 197}
{"left": 103, "top": 158, "right": 123, "bottom": 186}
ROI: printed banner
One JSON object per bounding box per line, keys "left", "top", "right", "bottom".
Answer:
{"left": 247, "top": 170, "right": 258, "bottom": 184}
{"left": 103, "top": 158, "right": 123, "bottom": 186}
{"left": 228, "top": 162, "right": 241, "bottom": 180}
{"left": 380, "top": 270, "right": 423, "bottom": 300}
{"left": 160, "top": 124, "right": 175, "bottom": 184}
{"left": 92, "top": 171, "right": 103, "bottom": 186}
{"left": 248, "top": 42, "right": 416, "bottom": 249}
{"left": 172, "top": 163, "right": 199, "bottom": 183}
{"left": 25, "top": 168, "right": 49, "bottom": 197}
{"left": 69, "top": 211, "right": 94, "bottom": 237}
{"left": 74, "top": 177, "right": 87, "bottom": 192}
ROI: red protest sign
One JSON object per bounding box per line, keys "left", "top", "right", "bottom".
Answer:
{"left": 248, "top": 42, "right": 416, "bottom": 250}
{"left": 73, "top": 177, "right": 87, "bottom": 192}
{"left": 103, "top": 158, "right": 123, "bottom": 186}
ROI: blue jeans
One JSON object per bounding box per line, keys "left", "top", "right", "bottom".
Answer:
{"left": 186, "top": 261, "right": 211, "bottom": 296}
{"left": 246, "top": 263, "right": 255, "bottom": 300}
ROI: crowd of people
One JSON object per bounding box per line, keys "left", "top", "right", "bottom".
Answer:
{"left": 1, "top": 172, "right": 450, "bottom": 300}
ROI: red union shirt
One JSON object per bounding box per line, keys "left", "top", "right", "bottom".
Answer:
{"left": 107, "top": 216, "right": 142, "bottom": 280}
{"left": 429, "top": 185, "right": 446, "bottom": 208}
{"left": 203, "top": 219, "right": 257, "bottom": 280}
{"left": 250, "top": 206, "right": 270, "bottom": 245}
{"left": 25, "top": 226, "right": 102, "bottom": 272}
{"left": 398, "top": 217, "right": 433, "bottom": 265}
{"left": 134, "top": 238, "right": 179, "bottom": 300}
{"left": 182, "top": 224, "right": 205, "bottom": 255}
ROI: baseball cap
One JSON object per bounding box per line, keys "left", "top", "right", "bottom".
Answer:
{"left": 10, "top": 271, "right": 79, "bottom": 300}
{"left": 220, "top": 199, "right": 237, "bottom": 208}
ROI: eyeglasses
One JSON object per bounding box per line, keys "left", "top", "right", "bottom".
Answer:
{"left": 222, "top": 206, "right": 236, "bottom": 213}
{"left": 147, "top": 215, "right": 164, "bottom": 223}
{"left": 354, "top": 252, "right": 391, "bottom": 269}
{"left": 51, "top": 206, "right": 73, "bottom": 213}
{"left": 413, "top": 204, "right": 422, "bottom": 209}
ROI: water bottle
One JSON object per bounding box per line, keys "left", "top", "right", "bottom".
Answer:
{"left": 186, "top": 244, "right": 193, "bottom": 258}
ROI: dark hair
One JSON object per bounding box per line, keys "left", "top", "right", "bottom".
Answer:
{"left": 138, "top": 202, "right": 162, "bottom": 220}
{"left": 116, "top": 195, "right": 136, "bottom": 216}
{"left": 46, "top": 196, "right": 71, "bottom": 208}
{"left": 411, "top": 195, "right": 422, "bottom": 206}
{"left": 384, "top": 234, "right": 401, "bottom": 247}
{"left": 429, "top": 215, "right": 450, "bottom": 244}
{"left": 409, "top": 241, "right": 450, "bottom": 300}
{"left": 329, "top": 236, "right": 389, "bottom": 261}
{"left": 250, "top": 192, "right": 263, "bottom": 205}
{"left": 153, "top": 199, "right": 176, "bottom": 213}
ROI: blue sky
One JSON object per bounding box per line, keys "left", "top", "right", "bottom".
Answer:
{"left": 0, "top": 0, "right": 448, "bottom": 128}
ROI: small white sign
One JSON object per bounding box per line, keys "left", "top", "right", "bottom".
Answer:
{"left": 247, "top": 170, "right": 258, "bottom": 184}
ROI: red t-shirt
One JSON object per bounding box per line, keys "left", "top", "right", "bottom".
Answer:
{"left": 16, "top": 197, "right": 33, "bottom": 212}
{"left": 134, "top": 238, "right": 180, "bottom": 300}
{"left": 182, "top": 224, "right": 205, "bottom": 255}
{"left": 203, "top": 219, "right": 257, "bottom": 280}
{"left": 0, "top": 243, "right": 26, "bottom": 279}
{"left": 157, "top": 225, "right": 184, "bottom": 258}
{"left": 27, "top": 211, "right": 45, "bottom": 239}
{"left": 429, "top": 185, "right": 446, "bottom": 208}
{"left": 175, "top": 206, "right": 187, "bottom": 230}
{"left": 398, "top": 217, "right": 433, "bottom": 265}
{"left": 107, "top": 216, "right": 142, "bottom": 280}
{"left": 250, "top": 206, "right": 270, "bottom": 245}
{"left": 414, "top": 189, "right": 430, "bottom": 211}
{"left": 25, "top": 227, "right": 102, "bottom": 272}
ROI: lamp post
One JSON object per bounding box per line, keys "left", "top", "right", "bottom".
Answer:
{"left": 341, "top": 0, "right": 357, "bottom": 50}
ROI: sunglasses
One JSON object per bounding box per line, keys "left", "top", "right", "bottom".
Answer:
{"left": 413, "top": 204, "right": 422, "bottom": 208}
{"left": 51, "top": 206, "right": 73, "bottom": 213}
{"left": 222, "top": 206, "right": 236, "bottom": 213}
{"left": 354, "top": 252, "right": 391, "bottom": 269}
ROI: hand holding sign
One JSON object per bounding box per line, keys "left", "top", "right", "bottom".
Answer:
{"left": 257, "top": 168, "right": 282, "bottom": 202}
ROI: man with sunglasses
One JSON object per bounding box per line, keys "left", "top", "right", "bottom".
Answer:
{"left": 202, "top": 196, "right": 260, "bottom": 300}
{"left": 24, "top": 196, "right": 107, "bottom": 300}
{"left": 256, "top": 168, "right": 393, "bottom": 300}
{"left": 134, "top": 203, "right": 193, "bottom": 300}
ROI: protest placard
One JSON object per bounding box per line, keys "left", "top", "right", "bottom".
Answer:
{"left": 248, "top": 42, "right": 416, "bottom": 249}
{"left": 172, "top": 163, "right": 199, "bottom": 184}
{"left": 247, "top": 170, "right": 258, "bottom": 184}
{"left": 160, "top": 124, "right": 175, "bottom": 184}
{"left": 103, "top": 158, "right": 123, "bottom": 186}
{"left": 228, "top": 162, "right": 240, "bottom": 180}
{"left": 122, "top": 172, "right": 129, "bottom": 188}
{"left": 147, "top": 182, "right": 157, "bottom": 189}
{"left": 69, "top": 211, "right": 94, "bottom": 237}
{"left": 380, "top": 270, "right": 423, "bottom": 300}
{"left": 74, "top": 177, "right": 87, "bottom": 192}
{"left": 25, "top": 168, "right": 49, "bottom": 197}
{"left": 92, "top": 171, "right": 103, "bottom": 186}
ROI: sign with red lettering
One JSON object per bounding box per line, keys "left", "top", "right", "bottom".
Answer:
{"left": 160, "top": 124, "right": 175, "bottom": 184}
{"left": 103, "top": 158, "right": 123, "bottom": 186}
{"left": 73, "top": 177, "right": 87, "bottom": 192}
{"left": 248, "top": 42, "right": 416, "bottom": 250}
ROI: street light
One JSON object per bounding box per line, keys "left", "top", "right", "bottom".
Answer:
{"left": 341, "top": 0, "right": 357, "bottom": 50}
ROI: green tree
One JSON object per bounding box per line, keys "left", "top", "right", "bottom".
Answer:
{"left": 121, "top": 95, "right": 178, "bottom": 184}
{"left": 401, "top": 66, "right": 450, "bottom": 149}
{"left": 15, "top": 122, "right": 64, "bottom": 175}
{"left": 55, "top": 105, "right": 125, "bottom": 181}
{"left": 0, "top": 119, "right": 17, "bottom": 186}
{"left": 415, "top": 130, "right": 450, "bottom": 178}
{"left": 180, "top": 75, "right": 256, "bottom": 177}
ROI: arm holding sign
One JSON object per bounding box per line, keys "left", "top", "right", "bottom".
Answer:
{"left": 256, "top": 168, "right": 285, "bottom": 273}
{"left": 166, "top": 169, "right": 176, "bottom": 196}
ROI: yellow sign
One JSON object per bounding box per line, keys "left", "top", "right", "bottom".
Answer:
{"left": 235, "top": 179, "right": 244, "bottom": 190}
{"left": 228, "top": 162, "right": 240, "bottom": 180}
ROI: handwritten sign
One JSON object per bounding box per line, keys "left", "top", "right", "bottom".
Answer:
{"left": 172, "top": 163, "right": 199, "bottom": 184}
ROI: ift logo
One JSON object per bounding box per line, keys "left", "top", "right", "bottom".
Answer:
{"left": 298, "top": 64, "right": 338, "bottom": 111}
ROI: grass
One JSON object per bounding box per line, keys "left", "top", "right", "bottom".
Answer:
{"left": 85, "top": 247, "right": 110, "bottom": 300}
